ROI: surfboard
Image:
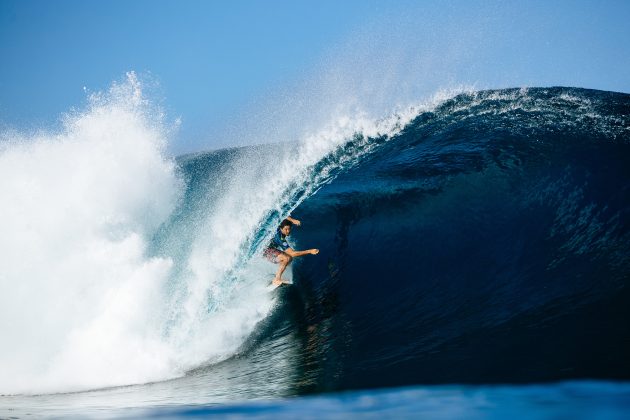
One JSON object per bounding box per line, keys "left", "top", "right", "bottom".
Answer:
{"left": 266, "top": 279, "right": 292, "bottom": 291}
{"left": 263, "top": 259, "right": 293, "bottom": 291}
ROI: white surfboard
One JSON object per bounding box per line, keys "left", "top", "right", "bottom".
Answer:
{"left": 264, "top": 262, "right": 293, "bottom": 291}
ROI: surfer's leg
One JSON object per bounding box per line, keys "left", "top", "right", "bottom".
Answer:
{"left": 273, "top": 253, "right": 292, "bottom": 285}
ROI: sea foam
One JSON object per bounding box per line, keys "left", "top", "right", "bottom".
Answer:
{"left": 0, "top": 73, "right": 183, "bottom": 394}
{"left": 0, "top": 72, "right": 425, "bottom": 395}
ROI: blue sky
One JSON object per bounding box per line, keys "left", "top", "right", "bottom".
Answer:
{"left": 1, "top": 0, "right": 629, "bottom": 154}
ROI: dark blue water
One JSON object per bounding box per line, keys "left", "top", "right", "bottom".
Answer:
{"left": 287, "top": 87, "right": 630, "bottom": 392}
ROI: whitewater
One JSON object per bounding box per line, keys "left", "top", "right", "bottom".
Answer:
{"left": 0, "top": 72, "right": 428, "bottom": 395}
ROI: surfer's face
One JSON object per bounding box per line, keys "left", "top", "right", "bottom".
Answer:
{"left": 281, "top": 225, "right": 291, "bottom": 236}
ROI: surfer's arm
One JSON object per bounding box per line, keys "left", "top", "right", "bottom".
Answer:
{"left": 284, "top": 248, "right": 319, "bottom": 257}
{"left": 286, "top": 216, "right": 301, "bottom": 226}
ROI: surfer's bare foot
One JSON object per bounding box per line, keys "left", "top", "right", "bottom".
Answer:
{"left": 272, "top": 278, "right": 290, "bottom": 286}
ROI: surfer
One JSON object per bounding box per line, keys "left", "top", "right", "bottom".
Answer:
{"left": 263, "top": 216, "right": 319, "bottom": 286}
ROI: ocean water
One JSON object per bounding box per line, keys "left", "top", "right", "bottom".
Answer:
{"left": 0, "top": 80, "right": 629, "bottom": 418}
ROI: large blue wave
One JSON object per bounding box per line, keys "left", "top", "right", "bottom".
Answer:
{"left": 186, "top": 87, "right": 630, "bottom": 394}
{"left": 1, "top": 86, "right": 629, "bottom": 416}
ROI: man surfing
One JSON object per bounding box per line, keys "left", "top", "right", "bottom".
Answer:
{"left": 263, "top": 216, "right": 319, "bottom": 287}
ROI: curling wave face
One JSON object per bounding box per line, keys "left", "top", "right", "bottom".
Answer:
{"left": 289, "top": 87, "right": 630, "bottom": 391}
{"left": 0, "top": 83, "right": 628, "bottom": 400}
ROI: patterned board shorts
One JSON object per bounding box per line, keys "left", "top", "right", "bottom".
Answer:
{"left": 263, "top": 247, "right": 282, "bottom": 263}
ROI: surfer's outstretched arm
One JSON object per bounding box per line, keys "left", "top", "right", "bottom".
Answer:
{"left": 284, "top": 247, "right": 319, "bottom": 257}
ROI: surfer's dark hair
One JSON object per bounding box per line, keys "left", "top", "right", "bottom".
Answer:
{"left": 280, "top": 219, "right": 293, "bottom": 229}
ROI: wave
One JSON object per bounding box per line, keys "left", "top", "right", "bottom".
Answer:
{"left": 0, "top": 80, "right": 628, "bottom": 396}
{"left": 289, "top": 87, "right": 630, "bottom": 390}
